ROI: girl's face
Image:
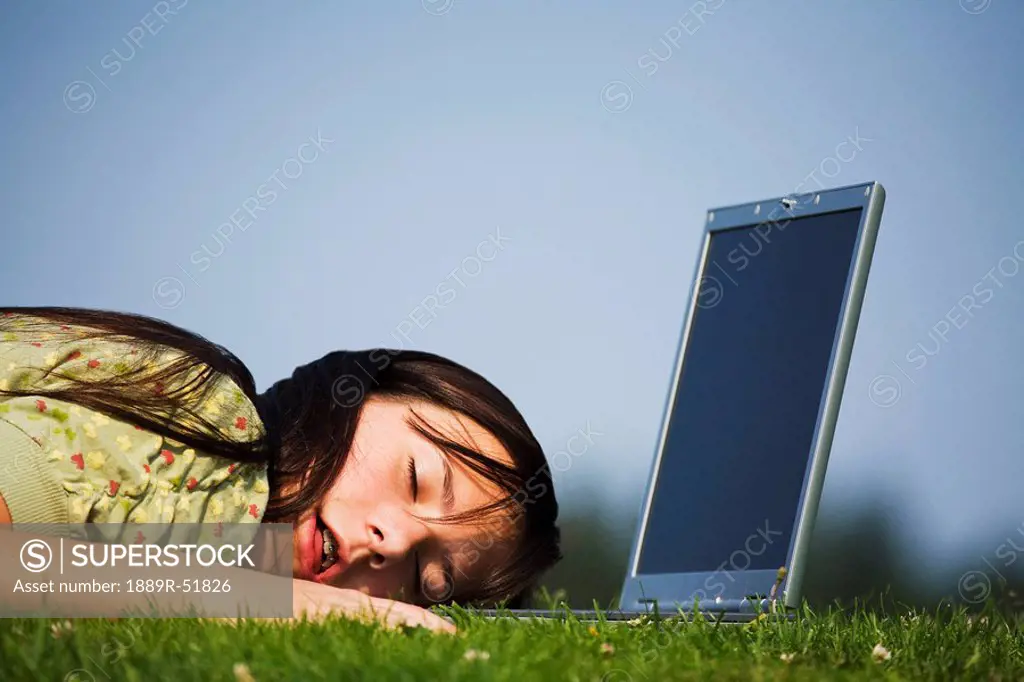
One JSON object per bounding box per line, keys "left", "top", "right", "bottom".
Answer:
{"left": 290, "top": 398, "right": 519, "bottom": 605}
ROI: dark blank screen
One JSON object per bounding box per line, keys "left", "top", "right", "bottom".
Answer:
{"left": 636, "top": 209, "right": 863, "bottom": 575}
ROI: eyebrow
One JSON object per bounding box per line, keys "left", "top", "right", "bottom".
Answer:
{"left": 406, "top": 417, "right": 472, "bottom": 591}
{"left": 433, "top": 446, "right": 468, "bottom": 591}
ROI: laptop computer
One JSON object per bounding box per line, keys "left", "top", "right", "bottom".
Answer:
{"left": 467, "top": 181, "right": 887, "bottom": 623}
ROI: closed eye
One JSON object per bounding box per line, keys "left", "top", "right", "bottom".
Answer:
{"left": 407, "top": 456, "right": 418, "bottom": 500}
{"left": 407, "top": 456, "right": 421, "bottom": 598}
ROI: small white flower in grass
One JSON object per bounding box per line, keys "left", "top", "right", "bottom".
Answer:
{"left": 626, "top": 617, "right": 645, "bottom": 626}
{"left": 871, "top": 643, "right": 891, "bottom": 663}
{"left": 463, "top": 649, "right": 491, "bottom": 661}
{"left": 50, "top": 620, "right": 73, "bottom": 638}
{"left": 780, "top": 652, "right": 795, "bottom": 664}
{"left": 233, "top": 662, "right": 256, "bottom": 682}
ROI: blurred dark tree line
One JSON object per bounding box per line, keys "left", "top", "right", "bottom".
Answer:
{"left": 540, "top": 492, "right": 1024, "bottom": 613}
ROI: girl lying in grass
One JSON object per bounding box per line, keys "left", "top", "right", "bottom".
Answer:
{"left": 0, "top": 307, "right": 561, "bottom": 632}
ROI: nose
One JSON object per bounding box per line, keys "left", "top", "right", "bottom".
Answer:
{"left": 366, "top": 509, "right": 428, "bottom": 569}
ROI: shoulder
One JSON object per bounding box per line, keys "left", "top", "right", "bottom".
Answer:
{"left": 1, "top": 314, "right": 265, "bottom": 441}
{"left": 0, "top": 315, "right": 141, "bottom": 392}
{"left": 0, "top": 395, "right": 270, "bottom": 524}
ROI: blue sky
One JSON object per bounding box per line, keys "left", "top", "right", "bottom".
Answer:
{"left": 2, "top": 0, "right": 1022, "bottom": 588}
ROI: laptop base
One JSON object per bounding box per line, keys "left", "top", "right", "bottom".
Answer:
{"left": 463, "top": 608, "right": 794, "bottom": 624}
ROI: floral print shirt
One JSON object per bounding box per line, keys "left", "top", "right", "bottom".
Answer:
{"left": 0, "top": 316, "right": 269, "bottom": 529}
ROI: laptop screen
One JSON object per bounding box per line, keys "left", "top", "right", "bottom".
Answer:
{"left": 636, "top": 208, "right": 864, "bottom": 576}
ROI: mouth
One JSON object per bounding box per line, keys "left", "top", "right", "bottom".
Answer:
{"left": 298, "top": 511, "right": 348, "bottom": 583}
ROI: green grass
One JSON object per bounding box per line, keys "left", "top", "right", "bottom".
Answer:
{"left": 2, "top": 603, "right": 1022, "bottom": 681}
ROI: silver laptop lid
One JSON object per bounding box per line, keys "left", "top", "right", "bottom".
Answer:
{"left": 619, "top": 182, "right": 886, "bottom": 612}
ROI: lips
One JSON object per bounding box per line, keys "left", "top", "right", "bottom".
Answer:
{"left": 302, "top": 512, "right": 348, "bottom": 584}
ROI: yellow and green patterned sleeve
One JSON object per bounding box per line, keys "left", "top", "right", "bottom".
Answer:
{"left": 0, "top": 321, "right": 270, "bottom": 529}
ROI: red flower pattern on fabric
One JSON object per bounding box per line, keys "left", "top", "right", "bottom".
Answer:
{"left": 0, "top": 325, "right": 270, "bottom": 526}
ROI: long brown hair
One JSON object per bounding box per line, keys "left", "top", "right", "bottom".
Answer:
{"left": 0, "top": 307, "right": 561, "bottom": 606}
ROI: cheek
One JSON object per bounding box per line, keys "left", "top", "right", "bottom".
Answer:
{"left": 332, "top": 443, "right": 399, "bottom": 496}
{"left": 422, "top": 570, "right": 454, "bottom": 603}
{"left": 323, "top": 455, "right": 381, "bottom": 504}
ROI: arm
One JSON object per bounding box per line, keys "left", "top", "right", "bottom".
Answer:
{"left": 0, "top": 507, "right": 454, "bottom": 631}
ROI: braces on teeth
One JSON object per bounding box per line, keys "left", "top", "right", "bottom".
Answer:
{"left": 321, "top": 527, "right": 337, "bottom": 572}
